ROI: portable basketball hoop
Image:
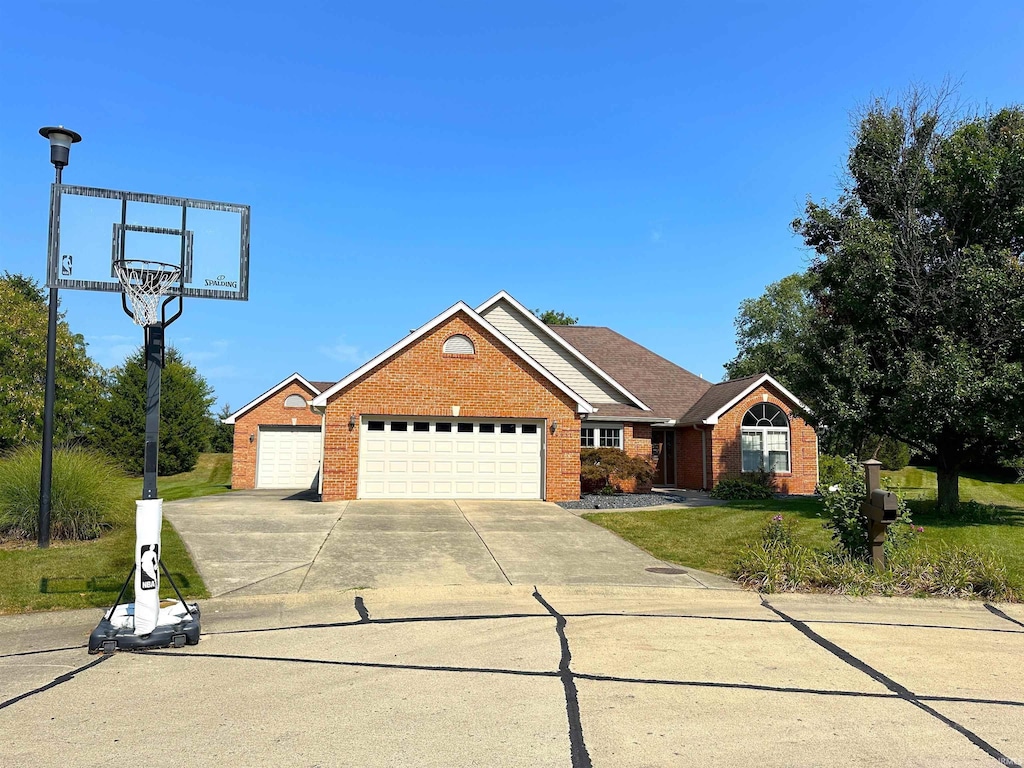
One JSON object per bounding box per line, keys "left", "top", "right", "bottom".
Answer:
{"left": 46, "top": 184, "right": 253, "bottom": 654}
{"left": 112, "top": 259, "right": 181, "bottom": 327}
{"left": 89, "top": 256, "right": 200, "bottom": 653}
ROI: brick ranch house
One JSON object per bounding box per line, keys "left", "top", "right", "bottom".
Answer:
{"left": 224, "top": 291, "right": 818, "bottom": 501}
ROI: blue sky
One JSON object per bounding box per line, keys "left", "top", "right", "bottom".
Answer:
{"left": 2, "top": 2, "right": 1022, "bottom": 412}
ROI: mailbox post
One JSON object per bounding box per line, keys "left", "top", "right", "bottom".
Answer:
{"left": 861, "top": 459, "right": 898, "bottom": 570}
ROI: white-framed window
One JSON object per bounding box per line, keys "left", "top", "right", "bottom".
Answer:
{"left": 283, "top": 394, "right": 307, "bottom": 408}
{"left": 580, "top": 425, "right": 622, "bottom": 449}
{"left": 741, "top": 403, "right": 790, "bottom": 473}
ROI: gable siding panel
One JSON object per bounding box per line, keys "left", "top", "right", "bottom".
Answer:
{"left": 480, "top": 301, "right": 628, "bottom": 405}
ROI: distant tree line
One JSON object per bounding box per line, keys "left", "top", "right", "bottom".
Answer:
{"left": 0, "top": 272, "right": 230, "bottom": 475}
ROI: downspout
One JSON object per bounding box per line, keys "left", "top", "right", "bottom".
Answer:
{"left": 312, "top": 404, "right": 326, "bottom": 499}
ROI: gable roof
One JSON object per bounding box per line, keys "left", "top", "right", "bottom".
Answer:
{"left": 476, "top": 291, "right": 650, "bottom": 411}
{"left": 221, "top": 373, "right": 325, "bottom": 425}
{"left": 679, "top": 373, "right": 811, "bottom": 425}
{"left": 311, "top": 301, "right": 595, "bottom": 413}
{"left": 548, "top": 325, "right": 711, "bottom": 421}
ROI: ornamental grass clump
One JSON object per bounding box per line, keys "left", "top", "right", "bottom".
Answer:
{"left": 0, "top": 445, "right": 122, "bottom": 541}
{"left": 733, "top": 514, "right": 1019, "bottom": 601}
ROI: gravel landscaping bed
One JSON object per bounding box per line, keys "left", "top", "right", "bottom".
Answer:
{"left": 558, "top": 492, "right": 691, "bottom": 510}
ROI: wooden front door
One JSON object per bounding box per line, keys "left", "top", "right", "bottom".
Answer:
{"left": 651, "top": 429, "right": 676, "bottom": 486}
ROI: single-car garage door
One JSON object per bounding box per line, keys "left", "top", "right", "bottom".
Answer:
{"left": 257, "top": 426, "right": 322, "bottom": 489}
{"left": 358, "top": 417, "right": 543, "bottom": 499}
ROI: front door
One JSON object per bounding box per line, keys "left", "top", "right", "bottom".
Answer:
{"left": 651, "top": 429, "right": 676, "bottom": 486}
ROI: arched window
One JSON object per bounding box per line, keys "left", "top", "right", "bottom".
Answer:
{"left": 443, "top": 334, "right": 475, "bottom": 355}
{"left": 283, "top": 394, "right": 307, "bottom": 408}
{"left": 741, "top": 403, "right": 790, "bottom": 472}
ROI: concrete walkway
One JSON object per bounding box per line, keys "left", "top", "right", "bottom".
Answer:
{"left": 164, "top": 492, "right": 734, "bottom": 596}
{"left": 2, "top": 587, "right": 1022, "bottom": 767}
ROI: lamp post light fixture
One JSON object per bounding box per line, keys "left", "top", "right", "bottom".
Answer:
{"left": 37, "top": 125, "right": 82, "bottom": 549}
{"left": 39, "top": 126, "right": 82, "bottom": 175}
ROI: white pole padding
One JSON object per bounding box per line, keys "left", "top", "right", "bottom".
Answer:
{"left": 134, "top": 498, "right": 163, "bottom": 635}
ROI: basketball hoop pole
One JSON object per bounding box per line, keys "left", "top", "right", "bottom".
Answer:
{"left": 142, "top": 323, "right": 164, "bottom": 500}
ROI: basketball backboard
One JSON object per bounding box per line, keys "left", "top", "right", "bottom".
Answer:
{"left": 48, "top": 184, "right": 249, "bottom": 301}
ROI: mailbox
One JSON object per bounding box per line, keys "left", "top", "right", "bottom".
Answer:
{"left": 861, "top": 459, "right": 898, "bottom": 571}
{"left": 864, "top": 489, "right": 898, "bottom": 523}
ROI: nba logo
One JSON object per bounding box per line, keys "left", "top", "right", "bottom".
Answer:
{"left": 61, "top": 254, "right": 73, "bottom": 276}
{"left": 139, "top": 543, "right": 159, "bottom": 590}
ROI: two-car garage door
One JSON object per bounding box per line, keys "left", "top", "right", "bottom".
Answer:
{"left": 358, "top": 417, "right": 543, "bottom": 499}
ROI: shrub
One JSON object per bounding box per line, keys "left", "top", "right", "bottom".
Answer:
{"left": 710, "top": 470, "right": 776, "bottom": 500}
{"left": 947, "top": 500, "right": 1014, "bottom": 524}
{"left": 874, "top": 437, "right": 911, "bottom": 471}
{"left": 580, "top": 448, "right": 654, "bottom": 493}
{"left": 818, "top": 455, "right": 918, "bottom": 560}
{"left": 0, "top": 445, "right": 122, "bottom": 541}
{"left": 817, "top": 453, "right": 857, "bottom": 489}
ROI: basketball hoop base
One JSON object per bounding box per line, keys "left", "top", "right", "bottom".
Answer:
{"left": 88, "top": 601, "right": 201, "bottom": 654}
{"left": 88, "top": 548, "right": 202, "bottom": 654}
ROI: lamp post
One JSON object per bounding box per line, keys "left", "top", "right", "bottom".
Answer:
{"left": 37, "top": 126, "right": 82, "bottom": 549}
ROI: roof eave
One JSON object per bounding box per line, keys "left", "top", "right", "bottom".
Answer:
{"left": 311, "top": 300, "right": 595, "bottom": 414}
{"left": 690, "top": 374, "right": 812, "bottom": 426}
{"left": 222, "top": 373, "right": 321, "bottom": 425}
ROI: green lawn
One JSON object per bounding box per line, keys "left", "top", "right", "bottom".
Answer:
{"left": 0, "top": 453, "right": 230, "bottom": 614}
{"left": 586, "top": 467, "right": 1024, "bottom": 591}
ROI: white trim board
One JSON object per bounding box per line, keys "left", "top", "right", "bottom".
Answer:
{"left": 311, "top": 301, "right": 595, "bottom": 414}
{"left": 476, "top": 291, "right": 650, "bottom": 411}
{"left": 222, "top": 373, "right": 323, "bottom": 425}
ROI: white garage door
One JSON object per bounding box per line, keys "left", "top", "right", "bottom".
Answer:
{"left": 257, "top": 426, "right": 322, "bottom": 489}
{"left": 358, "top": 417, "right": 543, "bottom": 499}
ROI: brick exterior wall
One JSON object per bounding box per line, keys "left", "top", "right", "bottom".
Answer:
{"left": 623, "top": 422, "right": 652, "bottom": 459}
{"left": 230, "top": 380, "right": 323, "bottom": 490}
{"left": 706, "top": 383, "right": 818, "bottom": 495}
{"left": 321, "top": 312, "right": 581, "bottom": 501}
{"left": 676, "top": 426, "right": 706, "bottom": 490}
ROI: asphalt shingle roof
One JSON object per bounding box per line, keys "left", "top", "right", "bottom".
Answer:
{"left": 678, "top": 373, "right": 764, "bottom": 424}
{"left": 547, "top": 325, "right": 713, "bottom": 421}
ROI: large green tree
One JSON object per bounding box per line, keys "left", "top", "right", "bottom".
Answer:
{"left": 793, "top": 90, "right": 1024, "bottom": 511}
{"left": 0, "top": 273, "right": 104, "bottom": 449}
{"left": 724, "top": 271, "right": 814, "bottom": 387}
{"left": 92, "top": 347, "right": 215, "bottom": 475}
{"left": 209, "top": 402, "right": 234, "bottom": 453}
{"left": 533, "top": 308, "right": 578, "bottom": 325}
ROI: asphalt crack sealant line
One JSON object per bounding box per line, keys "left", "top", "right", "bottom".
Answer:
{"left": 533, "top": 588, "right": 593, "bottom": 768}
{"left": 0, "top": 653, "right": 111, "bottom": 711}
{"left": 984, "top": 602, "right": 1024, "bottom": 630}
{"left": 761, "top": 597, "right": 1019, "bottom": 767}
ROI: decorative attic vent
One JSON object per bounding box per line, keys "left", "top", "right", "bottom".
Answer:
{"left": 443, "top": 334, "right": 475, "bottom": 355}
{"left": 284, "top": 394, "right": 307, "bottom": 408}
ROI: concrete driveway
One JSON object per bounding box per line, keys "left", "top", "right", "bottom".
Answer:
{"left": 2, "top": 587, "right": 1022, "bottom": 767}
{"left": 163, "top": 491, "right": 733, "bottom": 597}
